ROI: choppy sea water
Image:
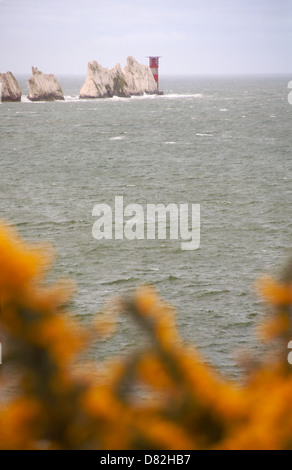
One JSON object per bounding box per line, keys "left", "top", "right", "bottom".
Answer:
{"left": 1, "top": 75, "right": 291, "bottom": 379}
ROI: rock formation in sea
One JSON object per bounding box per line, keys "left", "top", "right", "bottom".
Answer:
{"left": 80, "top": 61, "right": 130, "bottom": 99}
{"left": 27, "top": 67, "right": 64, "bottom": 101}
{"left": 111, "top": 63, "right": 131, "bottom": 97}
{"left": 0, "top": 72, "right": 22, "bottom": 102}
{"left": 123, "top": 56, "right": 157, "bottom": 96}
{"left": 80, "top": 56, "right": 158, "bottom": 99}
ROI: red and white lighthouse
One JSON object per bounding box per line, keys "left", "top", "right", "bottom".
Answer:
{"left": 147, "top": 56, "right": 162, "bottom": 93}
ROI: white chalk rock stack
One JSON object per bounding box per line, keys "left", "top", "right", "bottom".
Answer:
{"left": 110, "top": 63, "right": 131, "bottom": 97}
{"left": 123, "top": 56, "right": 157, "bottom": 96}
{"left": 80, "top": 61, "right": 131, "bottom": 99}
{"left": 27, "top": 67, "right": 64, "bottom": 101}
{"left": 0, "top": 72, "right": 22, "bottom": 102}
{"left": 80, "top": 56, "right": 158, "bottom": 99}
{"left": 80, "top": 61, "right": 112, "bottom": 98}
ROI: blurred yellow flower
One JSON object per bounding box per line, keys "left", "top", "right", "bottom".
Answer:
{"left": 0, "top": 224, "right": 47, "bottom": 293}
{"left": 257, "top": 276, "right": 292, "bottom": 307}
{"left": 1, "top": 222, "right": 292, "bottom": 450}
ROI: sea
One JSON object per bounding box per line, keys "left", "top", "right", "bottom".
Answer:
{"left": 1, "top": 74, "right": 291, "bottom": 380}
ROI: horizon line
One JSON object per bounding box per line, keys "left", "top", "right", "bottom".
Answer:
{"left": 9, "top": 71, "right": 292, "bottom": 77}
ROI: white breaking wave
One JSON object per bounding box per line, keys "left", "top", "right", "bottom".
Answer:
{"left": 20, "top": 92, "right": 204, "bottom": 104}
{"left": 64, "top": 95, "right": 80, "bottom": 101}
{"left": 65, "top": 92, "right": 204, "bottom": 102}
{"left": 162, "top": 93, "right": 203, "bottom": 99}
{"left": 21, "top": 95, "right": 73, "bottom": 103}
{"left": 196, "top": 133, "right": 213, "bottom": 137}
{"left": 109, "top": 136, "right": 126, "bottom": 141}
{"left": 21, "top": 95, "right": 32, "bottom": 103}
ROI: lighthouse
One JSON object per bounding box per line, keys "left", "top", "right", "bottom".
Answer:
{"left": 147, "top": 56, "right": 163, "bottom": 94}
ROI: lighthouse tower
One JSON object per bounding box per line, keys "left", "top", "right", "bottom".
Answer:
{"left": 147, "top": 56, "right": 162, "bottom": 94}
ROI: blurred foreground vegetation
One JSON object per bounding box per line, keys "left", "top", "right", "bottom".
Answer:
{"left": 0, "top": 223, "right": 292, "bottom": 450}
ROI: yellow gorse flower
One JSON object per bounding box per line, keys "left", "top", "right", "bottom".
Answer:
{"left": 257, "top": 276, "right": 292, "bottom": 307}
{"left": 1, "top": 222, "right": 292, "bottom": 450}
{"left": 0, "top": 224, "right": 46, "bottom": 293}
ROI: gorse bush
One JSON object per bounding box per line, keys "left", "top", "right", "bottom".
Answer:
{"left": 0, "top": 222, "right": 292, "bottom": 450}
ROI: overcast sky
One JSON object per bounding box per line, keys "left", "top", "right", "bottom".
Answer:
{"left": 0, "top": 0, "right": 291, "bottom": 75}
